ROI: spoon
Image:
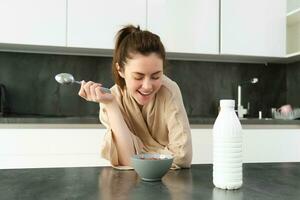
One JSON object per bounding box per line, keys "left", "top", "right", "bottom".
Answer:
{"left": 55, "top": 73, "right": 111, "bottom": 94}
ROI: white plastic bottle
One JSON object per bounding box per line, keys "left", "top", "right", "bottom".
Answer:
{"left": 213, "top": 99, "right": 243, "bottom": 190}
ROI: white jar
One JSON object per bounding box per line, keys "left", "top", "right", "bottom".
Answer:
{"left": 213, "top": 99, "right": 243, "bottom": 190}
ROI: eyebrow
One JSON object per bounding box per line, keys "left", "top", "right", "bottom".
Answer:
{"left": 133, "top": 71, "right": 162, "bottom": 76}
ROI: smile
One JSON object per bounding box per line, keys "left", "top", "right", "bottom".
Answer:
{"left": 138, "top": 91, "right": 152, "bottom": 96}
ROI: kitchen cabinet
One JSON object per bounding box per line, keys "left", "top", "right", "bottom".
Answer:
{"left": 0, "top": 0, "right": 292, "bottom": 62}
{"left": 147, "top": 0, "right": 219, "bottom": 54}
{"left": 0, "top": 0, "right": 66, "bottom": 46}
{"left": 1, "top": 125, "right": 300, "bottom": 169}
{"left": 220, "top": 0, "right": 286, "bottom": 57}
{"left": 287, "top": 0, "right": 300, "bottom": 56}
{"left": 192, "top": 128, "right": 300, "bottom": 164}
{"left": 0, "top": 126, "right": 110, "bottom": 169}
{"left": 67, "top": 0, "right": 146, "bottom": 49}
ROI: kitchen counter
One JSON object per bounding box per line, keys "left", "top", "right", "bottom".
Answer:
{"left": 189, "top": 117, "right": 300, "bottom": 125}
{"left": 0, "top": 163, "right": 299, "bottom": 200}
{"left": 0, "top": 116, "right": 300, "bottom": 125}
{"left": 0, "top": 116, "right": 100, "bottom": 124}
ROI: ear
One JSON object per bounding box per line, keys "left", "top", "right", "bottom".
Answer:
{"left": 116, "top": 63, "right": 125, "bottom": 78}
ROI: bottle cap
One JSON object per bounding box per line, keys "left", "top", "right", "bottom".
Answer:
{"left": 220, "top": 99, "right": 235, "bottom": 107}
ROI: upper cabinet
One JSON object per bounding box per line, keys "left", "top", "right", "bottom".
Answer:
{"left": 147, "top": 0, "right": 219, "bottom": 54}
{"left": 67, "top": 0, "right": 146, "bottom": 49}
{"left": 287, "top": 0, "right": 300, "bottom": 56}
{"left": 0, "top": 0, "right": 291, "bottom": 62}
{"left": 0, "top": 0, "right": 66, "bottom": 46}
{"left": 220, "top": 0, "right": 286, "bottom": 57}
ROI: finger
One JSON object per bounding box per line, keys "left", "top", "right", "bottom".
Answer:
{"left": 94, "top": 85, "right": 103, "bottom": 101}
{"left": 78, "top": 80, "right": 87, "bottom": 99}
{"left": 83, "top": 81, "right": 94, "bottom": 100}
{"left": 90, "top": 83, "right": 100, "bottom": 101}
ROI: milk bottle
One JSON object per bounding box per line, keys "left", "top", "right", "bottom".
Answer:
{"left": 213, "top": 99, "right": 243, "bottom": 189}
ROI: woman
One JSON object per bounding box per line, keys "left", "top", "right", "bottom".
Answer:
{"left": 78, "top": 25, "right": 192, "bottom": 169}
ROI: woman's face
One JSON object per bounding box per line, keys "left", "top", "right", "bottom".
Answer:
{"left": 118, "top": 53, "right": 163, "bottom": 106}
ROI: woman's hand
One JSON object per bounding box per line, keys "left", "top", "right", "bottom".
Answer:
{"left": 78, "top": 81, "right": 114, "bottom": 104}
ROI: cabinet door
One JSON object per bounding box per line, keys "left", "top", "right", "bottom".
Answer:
{"left": 221, "top": 0, "right": 286, "bottom": 57}
{"left": 147, "top": 0, "right": 219, "bottom": 54}
{"left": 67, "top": 0, "right": 146, "bottom": 49}
{"left": 0, "top": 0, "right": 66, "bottom": 46}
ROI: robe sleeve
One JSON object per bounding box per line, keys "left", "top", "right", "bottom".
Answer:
{"left": 162, "top": 83, "right": 193, "bottom": 169}
{"left": 99, "top": 103, "right": 144, "bottom": 168}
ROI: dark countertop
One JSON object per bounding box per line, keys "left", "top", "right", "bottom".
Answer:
{"left": 0, "top": 116, "right": 100, "bottom": 124}
{"left": 188, "top": 117, "right": 300, "bottom": 125}
{"left": 0, "top": 116, "right": 300, "bottom": 125}
{"left": 0, "top": 163, "right": 299, "bottom": 200}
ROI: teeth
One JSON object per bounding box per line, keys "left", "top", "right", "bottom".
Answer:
{"left": 139, "top": 91, "right": 152, "bottom": 96}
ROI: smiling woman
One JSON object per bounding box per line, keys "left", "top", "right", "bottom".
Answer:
{"left": 116, "top": 53, "right": 163, "bottom": 106}
{"left": 78, "top": 25, "right": 192, "bottom": 169}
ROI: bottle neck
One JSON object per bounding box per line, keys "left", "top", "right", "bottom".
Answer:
{"left": 220, "top": 106, "right": 234, "bottom": 111}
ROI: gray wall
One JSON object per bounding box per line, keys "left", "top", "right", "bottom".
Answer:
{"left": 0, "top": 52, "right": 289, "bottom": 118}
{"left": 0, "top": 52, "right": 113, "bottom": 117}
{"left": 167, "top": 60, "right": 286, "bottom": 118}
{"left": 287, "top": 61, "right": 300, "bottom": 108}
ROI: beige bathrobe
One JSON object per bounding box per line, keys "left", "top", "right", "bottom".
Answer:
{"left": 99, "top": 75, "right": 192, "bottom": 169}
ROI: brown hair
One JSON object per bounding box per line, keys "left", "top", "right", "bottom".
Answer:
{"left": 112, "top": 25, "right": 166, "bottom": 89}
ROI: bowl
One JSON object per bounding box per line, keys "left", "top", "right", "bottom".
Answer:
{"left": 131, "top": 153, "right": 173, "bottom": 181}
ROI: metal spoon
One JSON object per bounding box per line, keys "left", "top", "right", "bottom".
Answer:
{"left": 55, "top": 73, "right": 111, "bottom": 94}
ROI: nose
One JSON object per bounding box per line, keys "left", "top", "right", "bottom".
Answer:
{"left": 142, "top": 78, "right": 152, "bottom": 91}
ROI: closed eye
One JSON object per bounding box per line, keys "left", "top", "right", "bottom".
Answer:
{"left": 151, "top": 76, "right": 161, "bottom": 80}
{"left": 133, "top": 76, "right": 144, "bottom": 80}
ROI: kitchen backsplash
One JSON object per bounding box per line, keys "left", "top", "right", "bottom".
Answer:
{"left": 0, "top": 52, "right": 291, "bottom": 119}
{"left": 287, "top": 60, "right": 300, "bottom": 108}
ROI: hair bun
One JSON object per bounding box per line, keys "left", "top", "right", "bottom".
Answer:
{"left": 114, "top": 25, "right": 140, "bottom": 50}
{"left": 125, "top": 25, "right": 140, "bottom": 34}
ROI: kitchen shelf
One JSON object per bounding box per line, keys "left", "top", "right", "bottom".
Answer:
{"left": 286, "top": 51, "right": 300, "bottom": 63}
{"left": 286, "top": 51, "right": 300, "bottom": 57}
{"left": 287, "top": 8, "right": 300, "bottom": 26}
{"left": 286, "top": 7, "right": 300, "bottom": 56}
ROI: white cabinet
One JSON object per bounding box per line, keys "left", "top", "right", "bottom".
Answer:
{"left": 0, "top": 127, "right": 110, "bottom": 169}
{"left": 0, "top": 0, "right": 290, "bottom": 62}
{"left": 147, "top": 0, "right": 219, "bottom": 54}
{"left": 0, "top": 0, "right": 66, "bottom": 46}
{"left": 220, "top": 0, "right": 286, "bottom": 57}
{"left": 192, "top": 128, "right": 300, "bottom": 164}
{"left": 1, "top": 125, "right": 300, "bottom": 169}
{"left": 67, "top": 0, "right": 146, "bottom": 49}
